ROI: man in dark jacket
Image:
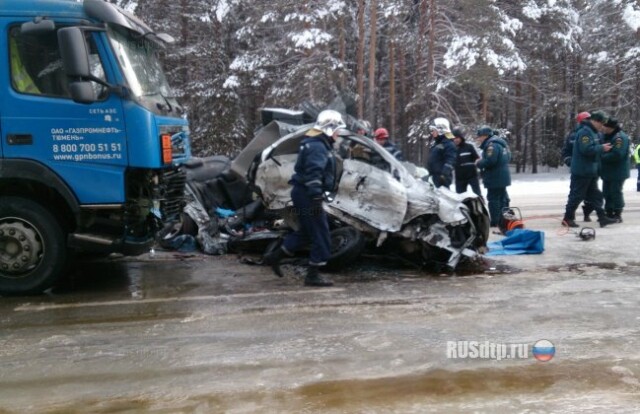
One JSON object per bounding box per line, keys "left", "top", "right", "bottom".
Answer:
{"left": 374, "top": 127, "right": 404, "bottom": 161}
{"left": 263, "top": 109, "right": 344, "bottom": 286}
{"left": 475, "top": 126, "right": 511, "bottom": 227}
{"left": 562, "top": 112, "right": 595, "bottom": 222}
{"left": 600, "top": 117, "right": 630, "bottom": 222}
{"left": 561, "top": 111, "right": 591, "bottom": 167}
{"left": 452, "top": 128, "right": 482, "bottom": 197}
{"left": 426, "top": 117, "right": 457, "bottom": 189}
{"left": 562, "top": 111, "right": 616, "bottom": 228}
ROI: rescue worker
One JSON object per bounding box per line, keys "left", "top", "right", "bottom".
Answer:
{"left": 561, "top": 111, "right": 616, "bottom": 228}
{"left": 426, "top": 117, "right": 456, "bottom": 189}
{"left": 263, "top": 110, "right": 344, "bottom": 287}
{"left": 600, "top": 117, "right": 630, "bottom": 222}
{"left": 452, "top": 127, "right": 482, "bottom": 197}
{"left": 356, "top": 119, "right": 372, "bottom": 138}
{"left": 373, "top": 127, "right": 404, "bottom": 161}
{"left": 561, "top": 111, "right": 591, "bottom": 167}
{"left": 562, "top": 112, "right": 595, "bottom": 222}
{"left": 475, "top": 126, "right": 511, "bottom": 227}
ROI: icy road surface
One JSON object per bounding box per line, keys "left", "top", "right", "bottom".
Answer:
{"left": 1, "top": 170, "right": 640, "bottom": 413}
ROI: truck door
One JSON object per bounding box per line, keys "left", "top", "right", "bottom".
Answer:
{"left": 1, "top": 24, "right": 128, "bottom": 204}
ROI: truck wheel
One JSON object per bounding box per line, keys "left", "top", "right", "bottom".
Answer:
{"left": 0, "top": 197, "right": 67, "bottom": 295}
{"left": 324, "top": 226, "right": 366, "bottom": 272}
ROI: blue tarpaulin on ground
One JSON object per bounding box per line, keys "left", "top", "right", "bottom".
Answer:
{"left": 486, "top": 228, "right": 545, "bottom": 256}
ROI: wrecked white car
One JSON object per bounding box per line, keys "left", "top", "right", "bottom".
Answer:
{"left": 234, "top": 121, "right": 490, "bottom": 271}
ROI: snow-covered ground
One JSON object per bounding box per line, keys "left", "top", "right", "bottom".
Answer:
{"left": 486, "top": 168, "right": 640, "bottom": 270}
{"left": 509, "top": 167, "right": 638, "bottom": 195}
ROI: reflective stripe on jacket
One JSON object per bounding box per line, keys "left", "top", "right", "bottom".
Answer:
{"left": 290, "top": 130, "right": 337, "bottom": 198}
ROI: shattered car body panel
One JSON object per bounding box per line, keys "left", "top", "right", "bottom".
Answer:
{"left": 327, "top": 159, "right": 407, "bottom": 232}
{"left": 246, "top": 122, "right": 490, "bottom": 269}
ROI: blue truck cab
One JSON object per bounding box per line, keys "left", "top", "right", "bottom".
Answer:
{"left": 0, "top": 0, "right": 191, "bottom": 294}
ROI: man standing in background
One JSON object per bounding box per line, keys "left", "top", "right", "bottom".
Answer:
{"left": 373, "top": 127, "right": 404, "bottom": 161}
{"left": 452, "top": 127, "right": 482, "bottom": 197}
{"left": 426, "top": 117, "right": 457, "bottom": 189}
{"left": 561, "top": 111, "right": 616, "bottom": 228}
{"left": 475, "top": 126, "right": 511, "bottom": 227}
{"left": 600, "top": 117, "right": 630, "bottom": 222}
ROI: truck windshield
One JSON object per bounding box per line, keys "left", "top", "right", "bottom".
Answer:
{"left": 107, "top": 26, "right": 173, "bottom": 99}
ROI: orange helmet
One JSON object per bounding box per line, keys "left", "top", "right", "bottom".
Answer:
{"left": 374, "top": 128, "right": 389, "bottom": 140}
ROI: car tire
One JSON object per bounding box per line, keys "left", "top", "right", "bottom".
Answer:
{"left": 0, "top": 197, "right": 67, "bottom": 295}
{"left": 261, "top": 227, "right": 364, "bottom": 271}
{"left": 324, "top": 226, "right": 366, "bottom": 272}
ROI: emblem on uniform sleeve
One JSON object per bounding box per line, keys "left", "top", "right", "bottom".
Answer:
{"left": 615, "top": 137, "right": 622, "bottom": 148}
{"left": 486, "top": 146, "right": 494, "bottom": 157}
{"left": 581, "top": 136, "right": 590, "bottom": 144}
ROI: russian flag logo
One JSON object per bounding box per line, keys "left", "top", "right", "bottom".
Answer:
{"left": 532, "top": 339, "right": 555, "bottom": 362}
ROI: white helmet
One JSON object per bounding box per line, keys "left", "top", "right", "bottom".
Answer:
{"left": 314, "top": 110, "right": 346, "bottom": 137}
{"left": 429, "top": 117, "right": 452, "bottom": 135}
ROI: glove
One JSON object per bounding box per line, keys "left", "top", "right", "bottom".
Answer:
{"left": 323, "top": 191, "right": 335, "bottom": 203}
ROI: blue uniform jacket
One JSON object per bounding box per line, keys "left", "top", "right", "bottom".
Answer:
{"left": 600, "top": 128, "right": 630, "bottom": 181}
{"left": 427, "top": 135, "right": 456, "bottom": 181}
{"left": 570, "top": 121, "right": 604, "bottom": 178}
{"left": 455, "top": 141, "right": 479, "bottom": 181}
{"left": 382, "top": 140, "right": 404, "bottom": 161}
{"left": 290, "top": 131, "right": 337, "bottom": 198}
{"left": 561, "top": 126, "right": 580, "bottom": 167}
{"left": 478, "top": 135, "right": 511, "bottom": 188}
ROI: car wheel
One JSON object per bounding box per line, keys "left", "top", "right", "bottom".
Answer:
{"left": 324, "top": 226, "right": 366, "bottom": 272}
{"left": 262, "top": 238, "right": 283, "bottom": 259}
{"left": 0, "top": 197, "right": 67, "bottom": 295}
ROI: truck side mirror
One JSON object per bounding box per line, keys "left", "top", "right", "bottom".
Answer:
{"left": 58, "top": 26, "right": 104, "bottom": 104}
{"left": 58, "top": 27, "right": 91, "bottom": 78}
{"left": 68, "top": 81, "right": 97, "bottom": 104}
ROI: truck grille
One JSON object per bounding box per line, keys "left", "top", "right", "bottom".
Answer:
{"left": 159, "top": 167, "right": 187, "bottom": 222}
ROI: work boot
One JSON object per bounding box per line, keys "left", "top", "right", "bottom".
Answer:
{"left": 562, "top": 218, "right": 579, "bottom": 228}
{"left": 597, "top": 214, "right": 616, "bottom": 228}
{"left": 582, "top": 205, "right": 592, "bottom": 222}
{"left": 304, "top": 266, "right": 333, "bottom": 287}
{"left": 612, "top": 210, "right": 623, "bottom": 223}
{"left": 263, "top": 247, "right": 286, "bottom": 277}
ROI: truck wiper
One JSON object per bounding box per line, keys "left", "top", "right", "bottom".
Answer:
{"left": 141, "top": 91, "right": 174, "bottom": 113}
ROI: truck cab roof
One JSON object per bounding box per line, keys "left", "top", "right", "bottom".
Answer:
{"left": 0, "top": 0, "right": 85, "bottom": 18}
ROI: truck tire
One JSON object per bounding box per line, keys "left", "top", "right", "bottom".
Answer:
{"left": 0, "top": 197, "right": 67, "bottom": 295}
